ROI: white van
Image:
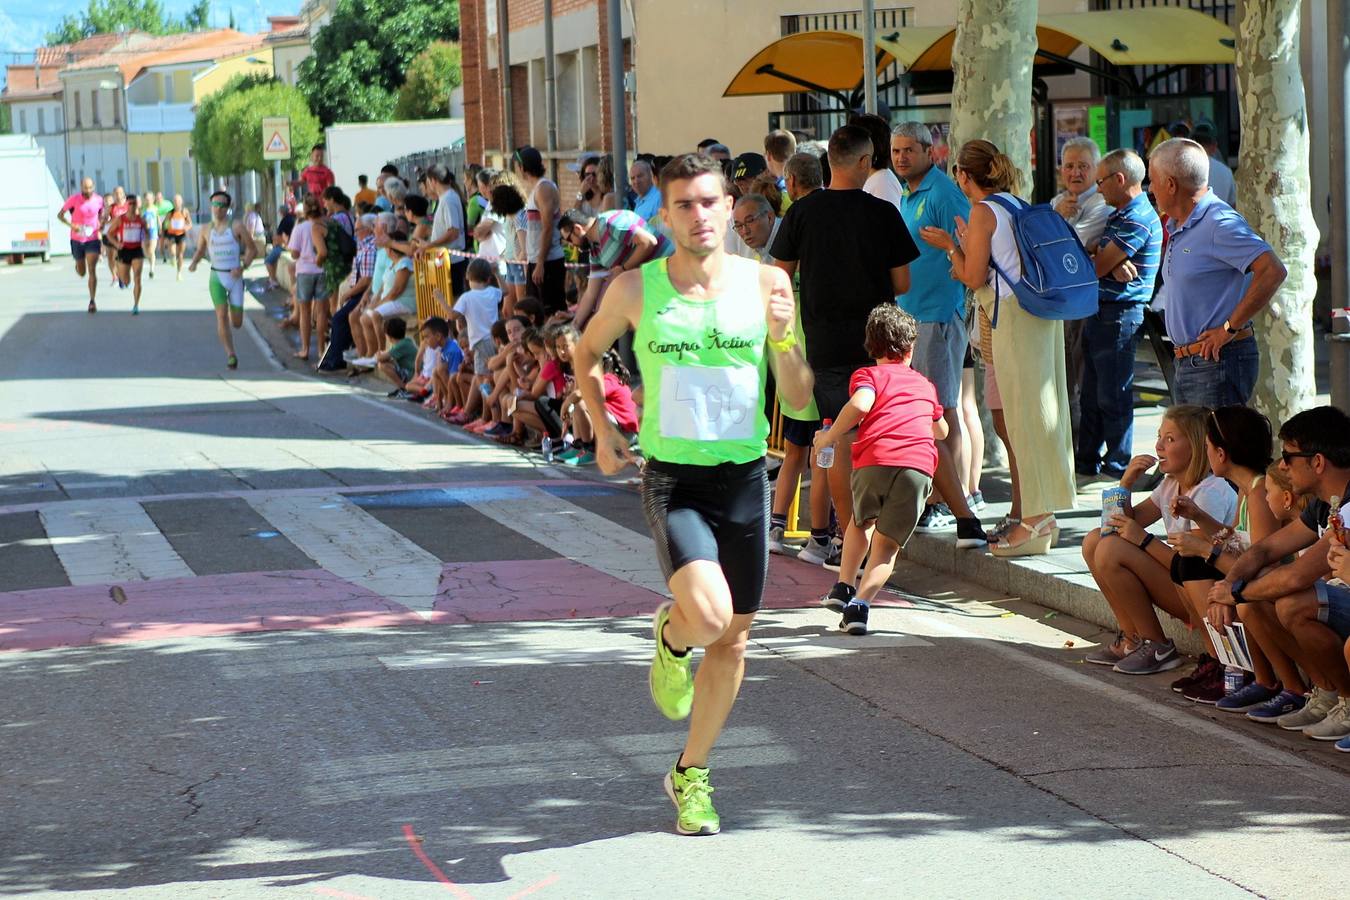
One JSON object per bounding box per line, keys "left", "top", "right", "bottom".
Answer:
{"left": 0, "top": 135, "right": 66, "bottom": 261}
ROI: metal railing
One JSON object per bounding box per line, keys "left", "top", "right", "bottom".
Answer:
{"left": 386, "top": 137, "right": 467, "bottom": 186}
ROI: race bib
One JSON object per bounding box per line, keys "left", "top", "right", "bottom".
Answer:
{"left": 123, "top": 225, "right": 142, "bottom": 242}
{"left": 78, "top": 224, "right": 96, "bottom": 238}
{"left": 660, "top": 364, "right": 758, "bottom": 442}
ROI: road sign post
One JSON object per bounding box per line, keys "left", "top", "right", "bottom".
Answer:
{"left": 262, "top": 116, "right": 291, "bottom": 226}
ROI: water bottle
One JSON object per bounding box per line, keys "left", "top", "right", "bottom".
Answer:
{"left": 541, "top": 436, "right": 554, "bottom": 462}
{"left": 1223, "top": 666, "right": 1245, "bottom": 695}
{"left": 815, "top": 419, "right": 835, "bottom": 469}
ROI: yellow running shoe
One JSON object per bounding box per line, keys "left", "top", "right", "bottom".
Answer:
{"left": 649, "top": 601, "right": 693, "bottom": 720}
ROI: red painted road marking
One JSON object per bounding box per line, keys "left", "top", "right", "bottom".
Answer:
{"left": 505, "top": 873, "right": 560, "bottom": 899}
{"left": 401, "top": 824, "right": 475, "bottom": 899}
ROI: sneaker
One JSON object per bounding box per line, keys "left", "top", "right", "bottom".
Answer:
{"left": 131, "top": 302, "right": 139, "bottom": 316}
{"left": 1246, "top": 689, "right": 1305, "bottom": 723}
{"left": 1182, "top": 665, "right": 1228, "bottom": 704}
{"left": 1302, "top": 697, "right": 1350, "bottom": 741}
{"left": 349, "top": 356, "right": 377, "bottom": 369}
{"left": 554, "top": 446, "right": 582, "bottom": 464}
{"left": 225, "top": 354, "right": 238, "bottom": 370}
{"left": 840, "top": 601, "right": 869, "bottom": 635}
{"left": 1336, "top": 734, "right": 1350, "bottom": 753}
{"left": 1277, "top": 687, "right": 1338, "bottom": 730}
{"left": 968, "top": 491, "right": 987, "bottom": 512}
{"left": 1217, "top": 680, "right": 1281, "bottom": 713}
{"left": 955, "top": 517, "right": 988, "bottom": 549}
{"left": 797, "top": 536, "right": 831, "bottom": 566}
{"left": 664, "top": 764, "right": 719, "bottom": 836}
{"left": 483, "top": 422, "right": 512, "bottom": 438}
{"left": 820, "top": 581, "right": 855, "bottom": 612}
{"left": 649, "top": 602, "right": 694, "bottom": 721}
{"left": 915, "top": 503, "right": 955, "bottom": 532}
{"left": 822, "top": 537, "right": 844, "bottom": 572}
{"left": 1112, "top": 638, "right": 1182, "bottom": 675}
{"left": 565, "top": 451, "right": 596, "bottom": 466}
{"left": 342, "top": 348, "right": 358, "bottom": 362}
{"left": 1170, "top": 654, "right": 1219, "bottom": 693}
{"left": 768, "top": 525, "right": 786, "bottom": 555}
{"left": 1084, "top": 632, "right": 1133, "bottom": 666}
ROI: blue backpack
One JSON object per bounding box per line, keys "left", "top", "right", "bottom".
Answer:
{"left": 985, "top": 194, "right": 1098, "bottom": 327}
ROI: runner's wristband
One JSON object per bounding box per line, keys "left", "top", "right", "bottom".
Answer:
{"left": 767, "top": 331, "right": 797, "bottom": 353}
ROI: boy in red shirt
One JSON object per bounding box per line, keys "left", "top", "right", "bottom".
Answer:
{"left": 813, "top": 305, "right": 947, "bottom": 635}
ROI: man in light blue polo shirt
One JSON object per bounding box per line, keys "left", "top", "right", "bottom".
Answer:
{"left": 1148, "top": 138, "right": 1286, "bottom": 408}
{"left": 892, "top": 121, "right": 983, "bottom": 538}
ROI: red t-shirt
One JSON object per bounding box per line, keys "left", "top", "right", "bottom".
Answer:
{"left": 849, "top": 362, "right": 942, "bottom": 474}
{"left": 302, "top": 164, "right": 335, "bottom": 198}
{"left": 603, "top": 373, "right": 639, "bottom": 433}
{"left": 539, "top": 359, "right": 568, "bottom": 398}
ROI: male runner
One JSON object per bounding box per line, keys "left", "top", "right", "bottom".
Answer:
{"left": 56, "top": 177, "right": 104, "bottom": 313}
{"left": 575, "top": 153, "right": 814, "bottom": 836}
{"left": 188, "top": 190, "right": 256, "bottom": 370}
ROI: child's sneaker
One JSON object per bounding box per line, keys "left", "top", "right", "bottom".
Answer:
{"left": 955, "top": 517, "right": 987, "bottom": 549}
{"left": 820, "top": 581, "right": 855, "bottom": 612}
{"left": 840, "top": 601, "right": 869, "bottom": 635}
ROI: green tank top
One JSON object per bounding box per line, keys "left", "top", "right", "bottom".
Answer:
{"left": 634, "top": 256, "right": 769, "bottom": 465}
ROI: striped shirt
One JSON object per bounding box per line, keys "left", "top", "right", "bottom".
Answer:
{"left": 589, "top": 210, "right": 673, "bottom": 275}
{"left": 1097, "top": 192, "right": 1163, "bottom": 304}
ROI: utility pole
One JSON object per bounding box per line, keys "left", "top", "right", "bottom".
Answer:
{"left": 862, "top": 0, "right": 877, "bottom": 114}
{"left": 543, "top": 0, "right": 558, "bottom": 180}
{"left": 498, "top": 0, "right": 514, "bottom": 156}
{"left": 1329, "top": 0, "right": 1350, "bottom": 410}
{"left": 606, "top": 0, "right": 628, "bottom": 200}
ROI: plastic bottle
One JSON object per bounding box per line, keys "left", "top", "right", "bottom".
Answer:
{"left": 1223, "top": 666, "right": 1245, "bottom": 695}
{"left": 541, "top": 436, "right": 554, "bottom": 462}
{"left": 815, "top": 419, "right": 835, "bottom": 469}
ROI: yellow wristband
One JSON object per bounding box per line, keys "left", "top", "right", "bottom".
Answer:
{"left": 767, "top": 331, "right": 798, "bottom": 353}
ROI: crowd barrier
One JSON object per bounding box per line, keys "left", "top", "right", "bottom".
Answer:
{"left": 766, "top": 400, "right": 811, "bottom": 540}
{"left": 413, "top": 248, "right": 454, "bottom": 322}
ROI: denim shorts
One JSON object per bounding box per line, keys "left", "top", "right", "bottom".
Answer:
{"left": 1315, "top": 580, "right": 1350, "bottom": 640}
{"left": 504, "top": 262, "right": 526, "bottom": 285}
{"left": 296, "top": 272, "right": 329, "bottom": 302}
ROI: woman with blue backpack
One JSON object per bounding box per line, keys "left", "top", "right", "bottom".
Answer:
{"left": 920, "top": 139, "right": 1079, "bottom": 556}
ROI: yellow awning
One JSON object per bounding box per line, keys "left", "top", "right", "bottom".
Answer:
{"left": 723, "top": 8, "right": 1235, "bottom": 97}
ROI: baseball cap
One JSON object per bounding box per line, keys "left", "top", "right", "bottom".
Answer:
{"left": 1190, "top": 122, "right": 1218, "bottom": 144}
{"left": 566, "top": 153, "right": 600, "bottom": 173}
{"left": 732, "top": 152, "right": 767, "bottom": 181}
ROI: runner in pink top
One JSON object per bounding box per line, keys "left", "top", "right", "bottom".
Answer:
{"left": 57, "top": 177, "right": 105, "bottom": 313}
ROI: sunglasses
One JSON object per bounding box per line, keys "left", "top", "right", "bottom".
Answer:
{"left": 210, "top": 201, "right": 228, "bottom": 208}
{"left": 1281, "top": 450, "right": 1317, "bottom": 465}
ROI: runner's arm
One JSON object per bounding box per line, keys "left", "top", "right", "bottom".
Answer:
{"left": 236, "top": 223, "right": 257, "bottom": 273}
{"left": 762, "top": 265, "right": 813, "bottom": 411}
{"left": 56, "top": 203, "right": 73, "bottom": 230}
{"left": 108, "top": 214, "right": 124, "bottom": 250}
{"left": 575, "top": 271, "right": 643, "bottom": 473}
{"left": 187, "top": 228, "right": 209, "bottom": 271}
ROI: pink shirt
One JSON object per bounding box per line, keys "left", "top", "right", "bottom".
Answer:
{"left": 288, "top": 220, "right": 323, "bottom": 275}
{"left": 62, "top": 193, "right": 104, "bottom": 241}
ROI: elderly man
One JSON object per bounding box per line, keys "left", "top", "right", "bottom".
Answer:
{"left": 1052, "top": 137, "right": 1110, "bottom": 433}
{"left": 629, "top": 159, "right": 661, "bottom": 221}
{"left": 1191, "top": 122, "right": 1237, "bottom": 207}
{"left": 1149, "top": 138, "right": 1286, "bottom": 407}
{"left": 730, "top": 194, "right": 779, "bottom": 263}
{"left": 890, "top": 121, "right": 984, "bottom": 543}
{"left": 319, "top": 213, "right": 380, "bottom": 373}
{"left": 1076, "top": 149, "right": 1163, "bottom": 479}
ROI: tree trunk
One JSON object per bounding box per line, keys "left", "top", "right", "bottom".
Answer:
{"left": 951, "top": 0, "right": 1038, "bottom": 466}
{"left": 949, "top": 0, "right": 1038, "bottom": 197}
{"left": 1236, "top": 0, "right": 1319, "bottom": 423}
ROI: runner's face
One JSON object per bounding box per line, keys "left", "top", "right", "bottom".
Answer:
{"left": 211, "top": 197, "right": 229, "bottom": 222}
{"left": 661, "top": 174, "right": 731, "bottom": 256}
{"left": 81, "top": 178, "right": 95, "bottom": 198}
{"left": 114, "top": 187, "right": 126, "bottom": 204}
{"left": 891, "top": 135, "right": 932, "bottom": 181}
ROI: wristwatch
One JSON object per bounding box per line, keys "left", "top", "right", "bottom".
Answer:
{"left": 1229, "top": 577, "right": 1248, "bottom": 604}
{"left": 1223, "top": 319, "right": 1241, "bottom": 335}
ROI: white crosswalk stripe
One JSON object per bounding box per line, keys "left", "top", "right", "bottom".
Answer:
{"left": 38, "top": 499, "right": 194, "bottom": 585}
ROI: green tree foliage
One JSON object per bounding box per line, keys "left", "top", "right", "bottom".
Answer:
{"left": 0, "top": 105, "right": 11, "bottom": 134}
{"left": 46, "top": 0, "right": 217, "bottom": 44}
{"left": 191, "top": 75, "right": 321, "bottom": 176}
{"left": 297, "top": 0, "right": 460, "bottom": 126}
{"left": 394, "top": 41, "right": 462, "bottom": 121}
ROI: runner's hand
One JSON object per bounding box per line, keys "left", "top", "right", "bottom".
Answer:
{"left": 230, "top": 267, "right": 242, "bottom": 280}
{"left": 767, "top": 277, "right": 794, "bottom": 341}
{"left": 188, "top": 260, "right": 198, "bottom": 273}
{"left": 596, "top": 429, "right": 640, "bottom": 476}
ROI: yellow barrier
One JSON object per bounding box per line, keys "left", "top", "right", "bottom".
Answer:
{"left": 766, "top": 398, "right": 811, "bottom": 540}
{"left": 413, "top": 248, "right": 455, "bottom": 322}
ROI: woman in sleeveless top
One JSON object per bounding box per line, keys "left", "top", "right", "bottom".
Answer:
{"left": 920, "top": 139, "right": 1075, "bottom": 556}
{"left": 511, "top": 146, "right": 568, "bottom": 314}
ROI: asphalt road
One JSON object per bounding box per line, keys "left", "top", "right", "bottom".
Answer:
{"left": 1, "top": 258, "right": 1348, "bottom": 899}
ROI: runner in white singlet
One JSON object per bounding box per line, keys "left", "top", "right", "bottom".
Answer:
{"left": 188, "top": 190, "right": 257, "bottom": 370}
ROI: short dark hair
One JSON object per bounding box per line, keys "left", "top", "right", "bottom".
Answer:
{"left": 490, "top": 319, "right": 509, "bottom": 343}
{"left": 404, "top": 194, "right": 429, "bottom": 217}
{"left": 514, "top": 296, "right": 545, "bottom": 326}
{"left": 1278, "top": 406, "right": 1350, "bottom": 468}
{"left": 466, "top": 257, "right": 494, "bottom": 284}
{"left": 421, "top": 315, "right": 450, "bottom": 338}
{"left": 697, "top": 138, "right": 721, "bottom": 150}
{"left": 386, "top": 228, "right": 409, "bottom": 250}
{"left": 384, "top": 316, "right": 407, "bottom": 339}
{"left": 380, "top": 164, "right": 399, "bottom": 177}
{"left": 658, "top": 153, "right": 728, "bottom": 201}
{"left": 1206, "top": 405, "right": 1273, "bottom": 472}
{"left": 211, "top": 189, "right": 231, "bottom": 207}
{"left": 828, "top": 124, "right": 875, "bottom": 168}
{"left": 512, "top": 146, "right": 546, "bottom": 178}
{"left": 863, "top": 304, "right": 918, "bottom": 360}
{"left": 489, "top": 183, "right": 525, "bottom": 217}
{"left": 358, "top": 174, "right": 368, "bottom": 186}
{"left": 848, "top": 113, "right": 891, "bottom": 172}
{"left": 312, "top": 143, "right": 325, "bottom": 152}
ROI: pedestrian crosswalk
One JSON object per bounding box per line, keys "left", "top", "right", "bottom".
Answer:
{"left": 0, "top": 480, "right": 841, "bottom": 651}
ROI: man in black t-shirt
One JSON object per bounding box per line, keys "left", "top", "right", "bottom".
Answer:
{"left": 1209, "top": 406, "right": 1350, "bottom": 739}
{"left": 771, "top": 125, "right": 919, "bottom": 579}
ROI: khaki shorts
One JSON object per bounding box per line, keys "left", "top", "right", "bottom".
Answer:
{"left": 851, "top": 465, "right": 932, "bottom": 545}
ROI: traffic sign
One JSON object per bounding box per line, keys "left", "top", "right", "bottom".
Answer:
{"left": 262, "top": 116, "right": 291, "bottom": 161}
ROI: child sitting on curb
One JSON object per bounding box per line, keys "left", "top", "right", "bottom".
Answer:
{"left": 812, "top": 306, "right": 945, "bottom": 636}
{"left": 376, "top": 317, "right": 418, "bottom": 394}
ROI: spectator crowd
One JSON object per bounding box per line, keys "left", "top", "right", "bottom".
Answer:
{"left": 247, "top": 124, "right": 1348, "bottom": 745}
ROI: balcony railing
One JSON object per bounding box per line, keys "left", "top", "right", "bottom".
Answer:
{"left": 127, "top": 102, "right": 195, "bottom": 133}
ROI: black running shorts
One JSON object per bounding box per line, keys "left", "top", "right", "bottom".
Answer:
{"left": 640, "top": 457, "right": 769, "bottom": 615}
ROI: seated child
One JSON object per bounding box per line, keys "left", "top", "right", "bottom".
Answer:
{"left": 376, "top": 317, "right": 418, "bottom": 393}
{"left": 406, "top": 316, "right": 449, "bottom": 400}
{"left": 433, "top": 327, "right": 468, "bottom": 416}
{"left": 564, "top": 348, "right": 638, "bottom": 467}
{"left": 812, "top": 306, "right": 945, "bottom": 636}
{"left": 1081, "top": 404, "right": 1237, "bottom": 676}
{"left": 465, "top": 320, "right": 510, "bottom": 434}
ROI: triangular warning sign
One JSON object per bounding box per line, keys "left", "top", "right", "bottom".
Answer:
{"left": 266, "top": 132, "right": 288, "bottom": 153}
